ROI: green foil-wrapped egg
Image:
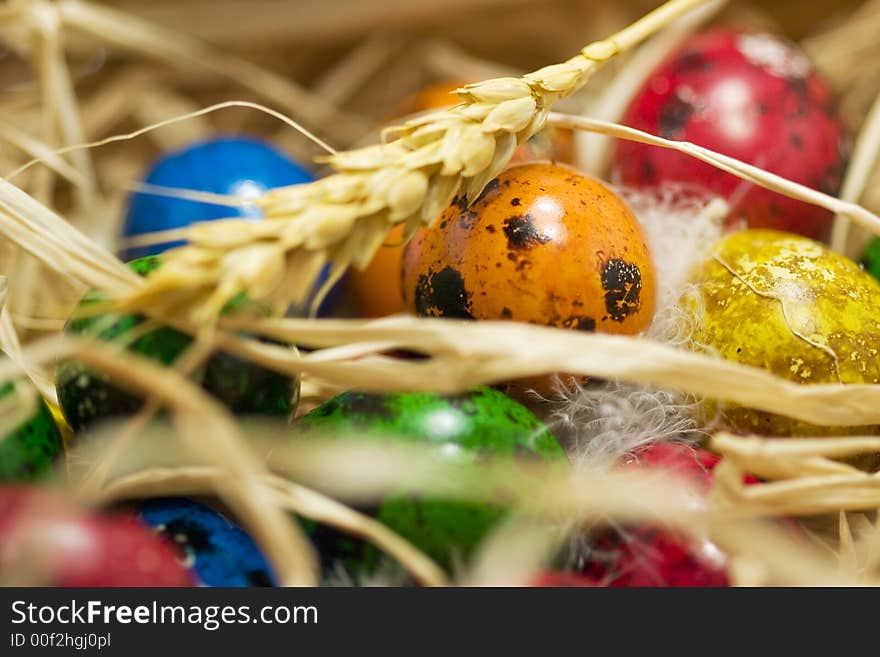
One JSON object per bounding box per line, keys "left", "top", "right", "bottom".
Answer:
{"left": 292, "top": 387, "right": 564, "bottom": 576}
{"left": 56, "top": 255, "right": 299, "bottom": 432}
{"left": 862, "top": 237, "right": 880, "bottom": 282}
{"left": 0, "top": 381, "right": 63, "bottom": 481}
{"left": 685, "top": 229, "right": 880, "bottom": 437}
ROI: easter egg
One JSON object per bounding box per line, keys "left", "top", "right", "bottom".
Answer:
{"left": 350, "top": 84, "right": 575, "bottom": 320}
{"left": 122, "top": 137, "right": 314, "bottom": 259}
{"left": 350, "top": 224, "right": 408, "bottom": 318}
{"left": 292, "top": 387, "right": 564, "bottom": 574}
{"left": 862, "top": 237, "right": 880, "bottom": 282}
{"left": 137, "top": 497, "right": 275, "bottom": 587}
{"left": 391, "top": 80, "right": 465, "bottom": 119}
{"left": 56, "top": 256, "right": 300, "bottom": 432}
{"left": 0, "top": 381, "right": 63, "bottom": 482}
{"left": 685, "top": 229, "right": 880, "bottom": 437}
{"left": 530, "top": 572, "right": 599, "bottom": 587}
{"left": 621, "top": 440, "right": 723, "bottom": 488}
{"left": 0, "top": 486, "right": 194, "bottom": 586}
{"left": 583, "top": 523, "right": 729, "bottom": 587}
{"left": 402, "top": 162, "right": 656, "bottom": 335}
{"left": 612, "top": 29, "right": 849, "bottom": 242}
{"left": 579, "top": 443, "right": 731, "bottom": 587}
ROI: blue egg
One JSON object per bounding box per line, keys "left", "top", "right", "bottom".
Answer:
{"left": 121, "top": 136, "right": 314, "bottom": 259}
{"left": 137, "top": 497, "right": 276, "bottom": 587}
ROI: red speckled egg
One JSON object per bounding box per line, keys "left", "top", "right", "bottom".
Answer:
{"left": 620, "top": 441, "right": 721, "bottom": 490}
{"left": 580, "top": 443, "right": 731, "bottom": 587}
{"left": 530, "top": 572, "right": 599, "bottom": 587}
{"left": 582, "top": 525, "right": 730, "bottom": 587}
{"left": 612, "top": 29, "right": 850, "bottom": 242}
{"left": 0, "top": 486, "right": 194, "bottom": 587}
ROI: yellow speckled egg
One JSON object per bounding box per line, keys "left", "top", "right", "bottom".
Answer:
{"left": 685, "top": 228, "right": 880, "bottom": 438}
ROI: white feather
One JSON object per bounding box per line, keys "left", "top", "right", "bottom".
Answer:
{"left": 550, "top": 186, "right": 728, "bottom": 467}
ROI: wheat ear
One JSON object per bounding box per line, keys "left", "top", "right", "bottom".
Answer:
{"left": 110, "top": 0, "right": 711, "bottom": 322}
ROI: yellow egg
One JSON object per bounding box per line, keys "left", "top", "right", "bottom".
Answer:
{"left": 684, "top": 229, "right": 880, "bottom": 437}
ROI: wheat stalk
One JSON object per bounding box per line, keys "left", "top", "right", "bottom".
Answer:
{"left": 105, "top": 0, "right": 713, "bottom": 322}
{"left": 576, "top": 0, "right": 727, "bottom": 175}
{"left": 548, "top": 113, "right": 880, "bottom": 236}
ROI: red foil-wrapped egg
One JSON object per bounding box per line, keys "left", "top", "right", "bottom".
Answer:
{"left": 612, "top": 29, "right": 850, "bottom": 242}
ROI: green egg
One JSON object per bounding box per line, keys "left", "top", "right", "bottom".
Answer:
{"left": 0, "top": 381, "right": 63, "bottom": 482}
{"left": 291, "top": 387, "right": 565, "bottom": 577}
{"left": 862, "top": 236, "right": 880, "bottom": 282}
{"left": 56, "top": 255, "right": 299, "bottom": 432}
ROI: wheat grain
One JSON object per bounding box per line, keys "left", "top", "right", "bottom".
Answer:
{"left": 104, "top": 0, "right": 714, "bottom": 323}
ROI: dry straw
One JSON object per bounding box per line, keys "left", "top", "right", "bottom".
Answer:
{"left": 3, "top": 0, "right": 880, "bottom": 585}
{"left": 80, "top": 433, "right": 879, "bottom": 586}
{"left": 101, "top": 0, "right": 716, "bottom": 322}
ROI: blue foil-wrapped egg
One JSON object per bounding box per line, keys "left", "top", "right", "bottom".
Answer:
{"left": 121, "top": 136, "right": 314, "bottom": 259}
{"left": 137, "top": 497, "right": 276, "bottom": 587}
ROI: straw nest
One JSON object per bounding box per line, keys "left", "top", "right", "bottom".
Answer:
{"left": 2, "top": 0, "right": 880, "bottom": 586}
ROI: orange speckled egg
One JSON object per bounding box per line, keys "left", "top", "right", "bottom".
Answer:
{"left": 351, "top": 224, "right": 407, "bottom": 317}
{"left": 402, "top": 162, "right": 657, "bottom": 335}
{"left": 391, "top": 81, "right": 464, "bottom": 119}
{"left": 350, "top": 84, "right": 462, "bottom": 318}
{"left": 351, "top": 82, "right": 463, "bottom": 318}
{"left": 352, "top": 85, "right": 575, "bottom": 318}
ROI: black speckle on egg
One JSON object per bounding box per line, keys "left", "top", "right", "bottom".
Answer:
{"left": 658, "top": 94, "right": 695, "bottom": 139}
{"left": 414, "top": 266, "right": 474, "bottom": 319}
{"left": 163, "top": 517, "right": 214, "bottom": 554}
{"left": 785, "top": 75, "right": 809, "bottom": 100}
{"left": 677, "top": 51, "right": 712, "bottom": 73}
{"left": 503, "top": 214, "right": 552, "bottom": 251}
{"left": 601, "top": 259, "right": 642, "bottom": 322}
{"left": 337, "top": 392, "right": 397, "bottom": 423}
{"left": 458, "top": 210, "right": 479, "bottom": 231}
{"left": 563, "top": 316, "right": 596, "bottom": 332}
{"left": 442, "top": 392, "right": 482, "bottom": 418}
{"left": 638, "top": 158, "right": 658, "bottom": 184}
